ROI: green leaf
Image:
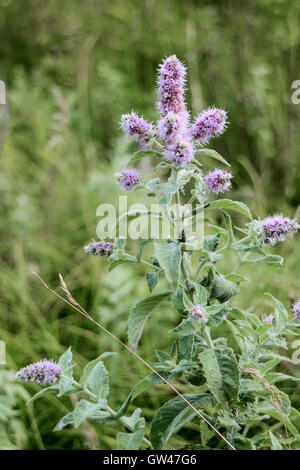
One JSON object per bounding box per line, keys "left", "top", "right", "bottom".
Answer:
{"left": 53, "top": 412, "right": 74, "bottom": 432}
{"left": 269, "top": 430, "right": 283, "bottom": 450}
{"left": 26, "top": 385, "right": 59, "bottom": 405}
{"left": 210, "top": 274, "right": 240, "bottom": 303}
{"left": 136, "top": 239, "right": 153, "bottom": 261}
{"left": 156, "top": 183, "right": 178, "bottom": 211}
{"left": 150, "top": 394, "right": 213, "bottom": 449}
{"left": 145, "top": 178, "right": 160, "bottom": 195}
{"left": 179, "top": 335, "right": 194, "bottom": 360}
{"left": 176, "top": 168, "right": 195, "bottom": 188}
{"left": 109, "top": 258, "right": 138, "bottom": 271}
{"left": 202, "top": 233, "right": 220, "bottom": 252}
{"left": 225, "top": 273, "right": 249, "bottom": 284}
{"left": 199, "top": 346, "right": 240, "bottom": 403}
{"left": 121, "top": 408, "right": 145, "bottom": 430}
{"left": 146, "top": 272, "right": 158, "bottom": 292}
{"left": 59, "top": 347, "right": 73, "bottom": 373}
{"left": 73, "top": 399, "right": 107, "bottom": 428}
{"left": 234, "top": 435, "right": 255, "bottom": 450}
{"left": 154, "top": 242, "right": 181, "bottom": 293}
{"left": 171, "top": 291, "right": 185, "bottom": 314}
{"left": 128, "top": 292, "right": 170, "bottom": 350}
{"left": 171, "top": 318, "right": 197, "bottom": 336}
{"left": 196, "top": 149, "right": 231, "bottom": 167}
{"left": 86, "top": 361, "right": 109, "bottom": 400}
{"left": 80, "top": 352, "right": 116, "bottom": 388}
{"left": 207, "top": 199, "right": 252, "bottom": 220}
{"left": 116, "top": 377, "right": 152, "bottom": 418}
{"left": 262, "top": 255, "right": 284, "bottom": 266}
{"left": 117, "top": 430, "right": 144, "bottom": 450}
{"left": 58, "top": 347, "right": 73, "bottom": 396}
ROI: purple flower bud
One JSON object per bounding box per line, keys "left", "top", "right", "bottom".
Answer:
{"left": 189, "top": 304, "right": 208, "bottom": 323}
{"left": 166, "top": 140, "right": 194, "bottom": 167}
{"left": 117, "top": 168, "right": 140, "bottom": 192}
{"left": 157, "top": 111, "right": 189, "bottom": 143}
{"left": 16, "top": 360, "right": 62, "bottom": 386}
{"left": 84, "top": 240, "right": 114, "bottom": 256}
{"left": 157, "top": 55, "right": 187, "bottom": 116}
{"left": 204, "top": 169, "right": 232, "bottom": 194}
{"left": 262, "top": 314, "right": 273, "bottom": 324}
{"left": 260, "top": 215, "right": 299, "bottom": 246}
{"left": 121, "top": 111, "right": 153, "bottom": 149}
{"left": 293, "top": 302, "right": 300, "bottom": 322}
{"left": 189, "top": 107, "right": 228, "bottom": 144}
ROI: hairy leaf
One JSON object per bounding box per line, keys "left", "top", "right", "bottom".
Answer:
{"left": 128, "top": 292, "right": 170, "bottom": 349}
{"left": 199, "top": 346, "right": 240, "bottom": 402}
{"left": 154, "top": 242, "right": 181, "bottom": 293}
{"left": 150, "top": 394, "right": 213, "bottom": 449}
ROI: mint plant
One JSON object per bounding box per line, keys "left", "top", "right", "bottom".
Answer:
{"left": 17, "top": 55, "right": 300, "bottom": 450}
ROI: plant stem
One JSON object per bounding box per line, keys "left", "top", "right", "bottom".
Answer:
{"left": 72, "top": 380, "right": 152, "bottom": 448}
{"left": 204, "top": 326, "right": 214, "bottom": 349}
{"left": 105, "top": 404, "right": 152, "bottom": 449}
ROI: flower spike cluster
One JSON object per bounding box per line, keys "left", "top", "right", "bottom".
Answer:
{"left": 189, "top": 107, "right": 228, "bottom": 144}
{"left": 189, "top": 304, "right": 208, "bottom": 323}
{"left": 260, "top": 215, "right": 299, "bottom": 246}
{"left": 84, "top": 240, "right": 114, "bottom": 256}
{"left": 16, "top": 360, "right": 62, "bottom": 386}
{"left": 293, "top": 301, "right": 300, "bottom": 322}
{"left": 121, "top": 111, "right": 153, "bottom": 149}
{"left": 157, "top": 55, "right": 187, "bottom": 116}
{"left": 204, "top": 169, "right": 232, "bottom": 194}
{"left": 118, "top": 168, "right": 140, "bottom": 192}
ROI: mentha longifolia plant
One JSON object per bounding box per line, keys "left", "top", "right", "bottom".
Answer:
{"left": 17, "top": 56, "right": 300, "bottom": 451}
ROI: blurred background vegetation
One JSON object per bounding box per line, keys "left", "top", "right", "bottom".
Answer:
{"left": 0, "top": 0, "right": 300, "bottom": 449}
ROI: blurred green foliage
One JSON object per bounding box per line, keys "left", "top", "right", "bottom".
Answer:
{"left": 0, "top": 0, "right": 300, "bottom": 449}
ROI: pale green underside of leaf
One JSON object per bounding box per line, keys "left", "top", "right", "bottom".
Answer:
{"left": 128, "top": 292, "right": 170, "bottom": 350}
{"left": 207, "top": 199, "right": 252, "bottom": 220}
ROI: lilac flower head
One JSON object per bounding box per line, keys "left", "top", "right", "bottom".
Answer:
{"left": 117, "top": 168, "right": 140, "bottom": 192}
{"left": 262, "top": 314, "right": 274, "bottom": 324}
{"left": 121, "top": 111, "right": 153, "bottom": 149}
{"left": 260, "top": 215, "right": 299, "bottom": 246}
{"left": 157, "top": 111, "right": 189, "bottom": 143}
{"left": 157, "top": 55, "right": 186, "bottom": 116}
{"left": 16, "top": 360, "right": 62, "bottom": 386}
{"left": 189, "top": 107, "right": 228, "bottom": 144}
{"left": 189, "top": 304, "right": 208, "bottom": 323}
{"left": 84, "top": 240, "right": 114, "bottom": 256}
{"left": 293, "top": 301, "right": 300, "bottom": 322}
{"left": 166, "top": 140, "right": 194, "bottom": 167}
{"left": 204, "top": 169, "right": 233, "bottom": 194}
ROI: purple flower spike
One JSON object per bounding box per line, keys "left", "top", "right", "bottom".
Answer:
{"left": 118, "top": 168, "right": 140, "bottom": 192}
{"left": 157, "top": 55, "right": 186, "bottom": 116}
{"left": 121, "top": 111, "right": 153, "bottom": 149}
{"left": 166, "top": 140, "right": 194, "bottom": 167}
{"left": 16, "top": 360, "right": 62, "bottom": 386}
{"left": 204, "top": 169, "right": 232, "bottom": 194}
{"left": 189, "top": 304, "right": 208, "bottom": 323}
{"left": 293, "top": 301, "right": 300, "bottom": 322}
{"left": 261, "top": 215, "right": 299, "bottom": 246}
{"left": 158, "top": 111, "right": 189, "bottom": 143}
{"left": 84, "top": 240, "right": 114, "bottom": 256}
{"left": 189, "top": 107, "right": 228, "bottom": 144}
